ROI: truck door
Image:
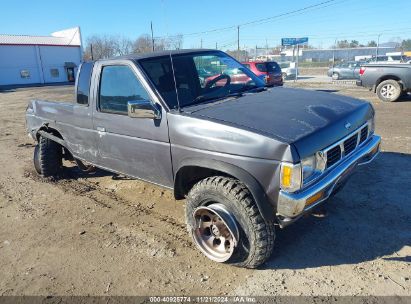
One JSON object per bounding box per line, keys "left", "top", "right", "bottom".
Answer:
{"left": 65, "top": 62, "right": 100, "bottom": 164}
{"left": 91, "top": 60, "right": 173, "bottom": 188}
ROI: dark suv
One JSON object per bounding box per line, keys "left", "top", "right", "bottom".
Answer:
{"left": 242, "top": 61, "right": 283, "bottom": 86}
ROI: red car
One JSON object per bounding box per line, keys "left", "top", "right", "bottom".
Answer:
{"left": 242, "top": 61, "right": 283, "bottom": 86}
{"left": 204, "top": 68, "right": 253, "bottom": 87}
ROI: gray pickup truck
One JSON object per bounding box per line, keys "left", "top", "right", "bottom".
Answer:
{"left": 357, "top": 64, "right": 411, "bottom": 102}
{"left": 26, "top": 49, "right": 381, "bottom": 268}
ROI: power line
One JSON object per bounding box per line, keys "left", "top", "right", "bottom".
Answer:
{"left": 240, "top": 0, "right": 339, "bottom": 27}
{"left": 154, "top": 0, "right": 342, "bottom": 39}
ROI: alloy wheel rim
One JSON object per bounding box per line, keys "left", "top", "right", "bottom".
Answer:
{"left": 381, "top": 84, "right": 395, "bottom": 98}
{"left": 192, "top": 203, "right": 239, "bottom": 262}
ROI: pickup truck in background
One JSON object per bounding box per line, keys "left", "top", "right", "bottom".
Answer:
{"left": 26, "top": 49, "right": 381, "bottom": 268}
{"left": 357, "top": 64, "right": 411, "bottom": 102}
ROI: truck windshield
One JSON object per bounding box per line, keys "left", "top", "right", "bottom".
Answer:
{"left": 139, "top": 51, "right": 265, "bottom": 109}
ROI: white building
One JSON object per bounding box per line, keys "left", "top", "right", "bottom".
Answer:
{"left": 0, "top": 27, "right": 82, "bottom": 86}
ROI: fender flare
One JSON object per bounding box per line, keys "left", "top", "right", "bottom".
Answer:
{"left": 37, "top": 127, "right": 74, "bottom": 159}
{"left": 175, "top": 158, "right": 275, "bottom": 222}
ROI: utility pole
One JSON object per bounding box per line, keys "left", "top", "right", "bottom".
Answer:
{"left": 90, "top": 44, "right": 94, "bottom": 60}
{"left": 150, "top": 21, "right": 155, "bottom": 52}
{"left": 332, "top": 38, "right": 337, "bottom": 67}
{"left": 216, "top": 42, "right": 218, "bottom": 50}
{"left": 237, "top": 25, "right": 240, "bottom": 60}
{"left": 201, "top": 38, "right": 203, "bottom": 48}
{"left": 376, "top": 33, "right": 382, "bottom": 61}
{"left": 255, "top": 45, "right": 257, "bottom": 61}
{"left": 295, "top": 44, "right": 299, "bottom": 82}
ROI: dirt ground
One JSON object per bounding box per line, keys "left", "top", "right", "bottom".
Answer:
{"left": 0, "top": 82, "right": 410, "bottom": 297}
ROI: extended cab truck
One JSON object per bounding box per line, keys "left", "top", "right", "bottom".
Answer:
{"left": 357, "top": 64, "right": 411, "bottom": 102}
{"left": 26, "top": 50, "right": 381, "bottom": 268}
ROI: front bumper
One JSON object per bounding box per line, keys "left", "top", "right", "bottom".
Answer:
{"left": 277, "top": 135, "right": 381, "bottom": 224}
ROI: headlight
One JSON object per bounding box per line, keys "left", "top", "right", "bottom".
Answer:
{"left": 301, "top": 153, "right": 325, "bottom": 184}
{"left": 301, "top": 155, "right": 317, "bottom": 181}
{"left": 280, "top": 154, "right": 325, "bottom": 192}
{"left": 280, "top": 162, "right": 302, "bottom": 192}
{"left": 367, "top": 116, "right": 375, "bottom": 135}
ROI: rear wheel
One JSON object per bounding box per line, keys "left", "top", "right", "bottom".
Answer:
{"left": 34, "top": 135, "right": 63, "bottom": 177}
{"left": 33, "top": 144, "right": 41, "bottom": 174}
{"left": 376, "top": 79, "right": 402, "bottom": 102}
{"left": 186, "top": 176, "right": 275, "bottom": 268}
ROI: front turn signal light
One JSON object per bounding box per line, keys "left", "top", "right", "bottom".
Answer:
{"left": 280, "top": 162, "right": 302, "bottom": 193}
{"left": 306, "top": 191, "right": 324, "bottom": 206}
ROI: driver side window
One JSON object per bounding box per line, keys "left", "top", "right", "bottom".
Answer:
{"left": 99, "top": 65, "right": 151, "bottom": 115}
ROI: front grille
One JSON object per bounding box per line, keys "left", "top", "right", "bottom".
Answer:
{"left": 324, "top": 123, "right": 369, "bottom": 169}
{"left": 360, "top": 126, "right": 368, "bottom": 143}
{"left": 326, "top": 145, "right": 341, "bottom": 167}
{"left": 343, "top": 134, "right": 358, "bottom": 156}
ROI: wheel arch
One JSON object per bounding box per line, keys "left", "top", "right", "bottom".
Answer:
{"left": 36, "top": 124, "right": 73, "bottom": 159}
{"left": 375, "top": 75, "right": 404, "bottom": 92}
{"left": 174, "top": 158, "right": 275, "bottom": 222}
{"left": 36, "top": 124, "right": 64, "bottom": 141}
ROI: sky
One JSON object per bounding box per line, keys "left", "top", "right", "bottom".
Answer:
{"left": 1, "top": 0, "right": 411, "bottom": 50}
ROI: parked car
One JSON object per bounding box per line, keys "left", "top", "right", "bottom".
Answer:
{"left": 278, "top": 61, "right": 297, "bottom": 80}
{"left": 197, "top": 68, "right": 213, "bottom": 86}
{"left": 366, "top": 55, "right": 409, "bottom": 64}
{"left": 242, "top": 61, "right": 283, "bottom": 86}
{"left": 327, "top": 61, "right": 365, "bottom": 80}
{"left": 357, "top": 63, "right": 411, "bottom": 102}
{"left": 26, "top": 49, "right": 380, "bottom": 268}
{"left": 204, "top": 67, "right": 252, "bottom": 87}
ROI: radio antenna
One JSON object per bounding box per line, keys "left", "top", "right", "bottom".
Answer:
{"left": 169, "top": 52, "right": 181, "bottom": 111}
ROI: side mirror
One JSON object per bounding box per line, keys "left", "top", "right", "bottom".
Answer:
{"left": 127, "top": 100, "right": 161, "bottom": 120}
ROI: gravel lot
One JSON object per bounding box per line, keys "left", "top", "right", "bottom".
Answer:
{"left": 0, "top": 82, "right": 410, "bottom": 296}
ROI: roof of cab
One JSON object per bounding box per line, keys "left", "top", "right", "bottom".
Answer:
{"left": 105, "top": 49, "right": 219, "bottom": 62}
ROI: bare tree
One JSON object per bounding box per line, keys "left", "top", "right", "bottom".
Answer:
{"left": 83, "top": 34, "right": 119, "bottom": 60}
{"left": 167, "top": 34, "right": 184, "bottom": 50}
{"left": 401, "top": 39, "right": 411, "bottom": 51}
{"left": 115, "top": 36, "right": 133, "bottom": 56}
{"left": 83, "top": 33, "right": 185, "bottom": 60}
{"left": 132, "top": 34, "right": 153, "bottom": 53}
{"left": 367, "top": 41, "right": 377, "bottom": 47}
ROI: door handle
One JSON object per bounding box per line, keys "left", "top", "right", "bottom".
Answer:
{"left": 96, "top": 127, "right": 106, "bottom": 132}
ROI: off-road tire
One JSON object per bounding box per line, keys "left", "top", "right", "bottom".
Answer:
{"left": 34, "top": 135, "right": 63, "bottom": 177}
{"left": 376, "top": 79, "right": 402, "bottom": 102}
{"left": 33, "top": 144, "right": 41, "bottom": 174}
{"left": 186, "top": 176, "right": 275, "bottom": 268}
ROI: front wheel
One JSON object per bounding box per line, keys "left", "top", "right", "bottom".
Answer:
{"left": 376, "top": 79, "right": 402, "bottom": 102}
{"left": 186, "top": 176, "right": 275, "bottom": 268}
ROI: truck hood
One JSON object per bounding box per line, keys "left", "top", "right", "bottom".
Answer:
{"left": 185, "top": 87, "right": 373, "bottom": 159}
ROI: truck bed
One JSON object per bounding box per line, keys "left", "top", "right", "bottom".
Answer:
{"left": 359, "top": 64, "right": 411, "bottom": 89}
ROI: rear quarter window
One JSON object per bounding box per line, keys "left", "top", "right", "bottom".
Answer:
{"left": 255, "top": 63, "right": 267, "bottom": 72}
{"left": 266, "top": 62, "right": 281, "bottom": 73}
{"left": 77, "top": 62, "right": 94, "bottom": 105}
